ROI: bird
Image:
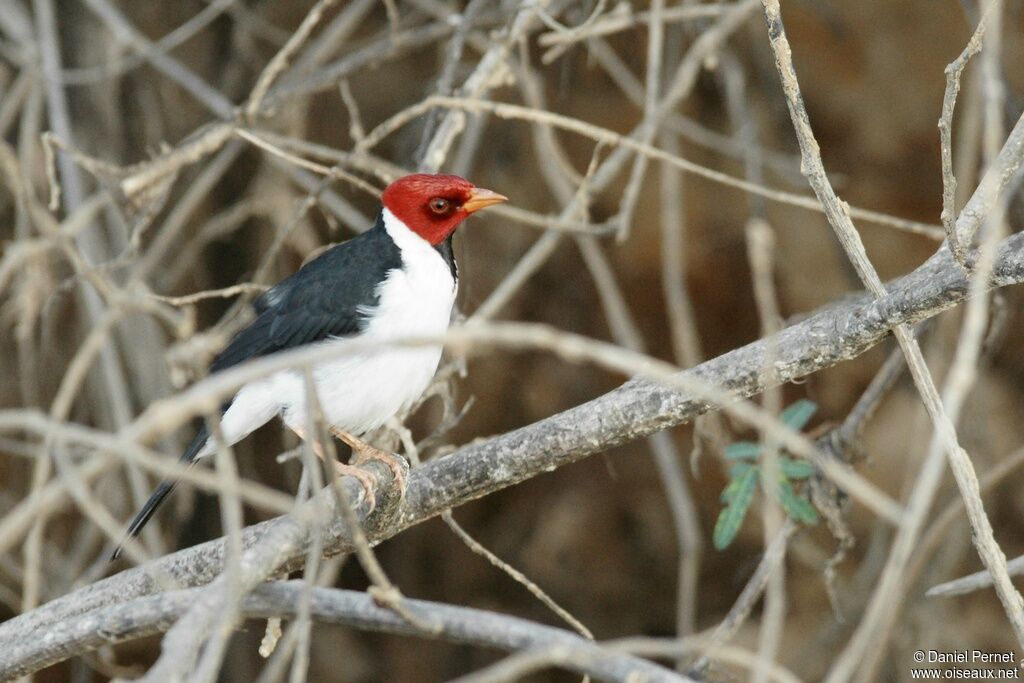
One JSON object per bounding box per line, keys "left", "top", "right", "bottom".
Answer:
{"left": 112, "top": 173, "right": 507, "bottom": 560}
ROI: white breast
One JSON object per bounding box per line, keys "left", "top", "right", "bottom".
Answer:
{"left": 281, "top": 208, "right": 456, "bottom": 435}
{"left": 210, "top": 210, "right": 457, "bottom": 455}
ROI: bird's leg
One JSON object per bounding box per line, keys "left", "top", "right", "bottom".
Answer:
{"left": 289, "top": 425, "right": 378, "bottom": 512}
{"left": 330, "top": 428, "right": 408, "bottom": 495}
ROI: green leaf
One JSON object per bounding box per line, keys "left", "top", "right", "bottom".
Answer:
{"left": 721, "top": 470, "right": 743, "bottom": 503}
{"left": 714, "top": 467, "right": 758, "bottom": 550}
{"left": 779, "top": 456, "right": 815, "bottom": 479}
{"left": 724, "top": 441, "right": 762, "bottom": 461}
{"left": 780, "top": 399, "right": 817, "bottom": 431}
{"left": 729, "top": 462, "right": 754, "bottom": 480}
{"left": 776, "top": 479, "right": 819, "bottom": 525}
{"left": 721, "top": 463, "right": 758, "bottom": 502}
{"left": 789, "top": 495, "right": 820, "bottom": 525}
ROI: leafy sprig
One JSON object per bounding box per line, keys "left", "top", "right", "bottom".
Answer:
{"left": 713, "top": 399, "right": 820, "bottom": 550}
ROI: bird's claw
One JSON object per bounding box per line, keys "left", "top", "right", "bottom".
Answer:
{"left": 333, "top": 463, "right": 379, "bottom": 513}
{"left": 331, "top": 429, "right": 409, "bottom": 499}
{"left": 352, "top": 448, "right": 408, "bottom": 495}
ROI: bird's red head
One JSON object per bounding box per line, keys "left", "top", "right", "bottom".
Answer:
{"left": 381, "top": 173, "right": 507, "bottom": 245}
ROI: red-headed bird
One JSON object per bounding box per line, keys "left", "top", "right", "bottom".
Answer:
{"left": 113, "top": 174, "right": 506, "bottom": 559}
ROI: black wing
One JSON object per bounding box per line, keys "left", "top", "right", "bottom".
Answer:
{"left": 112, "top": 214, "right": 402, "bottom": 559}
{"left": 211, "top": 213, "right": 403, "bottom": 373}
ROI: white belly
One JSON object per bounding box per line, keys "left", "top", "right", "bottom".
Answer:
{"left": 288, "top": 334, "right": 446, "bottom": 435}
{"left": 212, "top": 209, "right": 457, "bottom": 453}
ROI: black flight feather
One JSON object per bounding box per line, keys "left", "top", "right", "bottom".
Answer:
{"left": 111, "top": 425, "right": 208, "bottom": 560}
{"left": 113, "top": 213, "right": 405, "bottom": 559}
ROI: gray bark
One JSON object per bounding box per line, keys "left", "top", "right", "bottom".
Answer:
{"left": 1, "top": 234, "right": 1022, "bottom": 674}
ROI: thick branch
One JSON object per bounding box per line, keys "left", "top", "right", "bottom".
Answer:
{"left": 0, "top": 582, "right": 690, "bottom": 682}
{"left": 1, "top": 233, "right": 1023, "bottom": 669}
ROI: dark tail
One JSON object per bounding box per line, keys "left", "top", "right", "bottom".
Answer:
{"left": 111, "top": 427, "right": 209, "bottom": 561}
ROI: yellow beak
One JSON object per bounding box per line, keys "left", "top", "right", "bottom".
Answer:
{"left": 462, "top": 187, "right": 508, "bottom": 213}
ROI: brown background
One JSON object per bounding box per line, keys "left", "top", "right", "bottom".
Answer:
{"left": 1, "top": 1, "right": 1023, "bottom": 681}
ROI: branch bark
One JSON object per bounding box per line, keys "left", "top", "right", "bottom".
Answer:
{"left": 0, "top": 582, "right": 692, "bottom": 682}
{"left": 1, "top": 231, "right": 1022, "bottom": 677}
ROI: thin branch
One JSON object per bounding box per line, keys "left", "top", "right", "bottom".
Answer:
{"left": 538, "top": 3, "right": 726, "bottom": 54}
{"left": 939, "top": 2, "right": 997, "bottom": 268}
{"left": 917, "top": 446, "right": 1024, "bottom": 597}
{"left": 149, "top": 283, "right": 269, "bottom": 307}
{"left": 3, "top": 230, "right": 1022, "bottom": 665}
{"left": 362, "top": 96, "right": 946, "bottom": 239}
{"left": 0, "top": 582, "right": 691, "bottom": 683}
{"left": 245, "top": 0, "right": 340, "bottom": 119}
{"left": 693, "top": 521, "right": 796, "bottom": 676}
{"left": 746, "top": 218, "right": 787, "bottom": 683}
{"left": 756, "top": 1, "right": 1024, "bottom": 676}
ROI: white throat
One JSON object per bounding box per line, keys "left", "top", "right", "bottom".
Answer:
{"left": 382, "top": 207, "right": 434, "bottom": 250}
{"left": 200, "top": 206, "right": 461, "bottom": 456}
{"left": 378, "top": 206, "right": 458, "bottom": 309}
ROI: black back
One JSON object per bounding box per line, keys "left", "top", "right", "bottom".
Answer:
{"left": 210, "top": 212, "right": 403, "bottom": 373}
{"left": 114, "top": 212, "right": 419, "bottom": 558}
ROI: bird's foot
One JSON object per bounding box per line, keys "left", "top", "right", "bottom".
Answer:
{"left": 331, "top": 428, "right": 409, "bottom": 495}
{"left": 333, "top": 462, "right": 380, "bottom": 513}
{"left": 289, "top": 424, "right": 384, "bottom": 512}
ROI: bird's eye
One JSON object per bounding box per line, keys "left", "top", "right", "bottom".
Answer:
{"left": 429, "top": 198, "right": 450, "bottom": 214}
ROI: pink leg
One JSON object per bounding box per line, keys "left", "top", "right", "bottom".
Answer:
{"left": 330, "top": 428, "right": 408, "bottom": 494}
{"left": 289, "top": 425, "right": 379, "bottom": 512}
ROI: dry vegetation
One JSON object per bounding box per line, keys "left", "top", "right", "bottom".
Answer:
{"left": 0, "top": 0, "right": 1022, "bottom": 681}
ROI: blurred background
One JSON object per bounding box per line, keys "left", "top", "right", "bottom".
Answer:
{"left": 0, "top": 0, "right": 1023, "bottom": 681}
